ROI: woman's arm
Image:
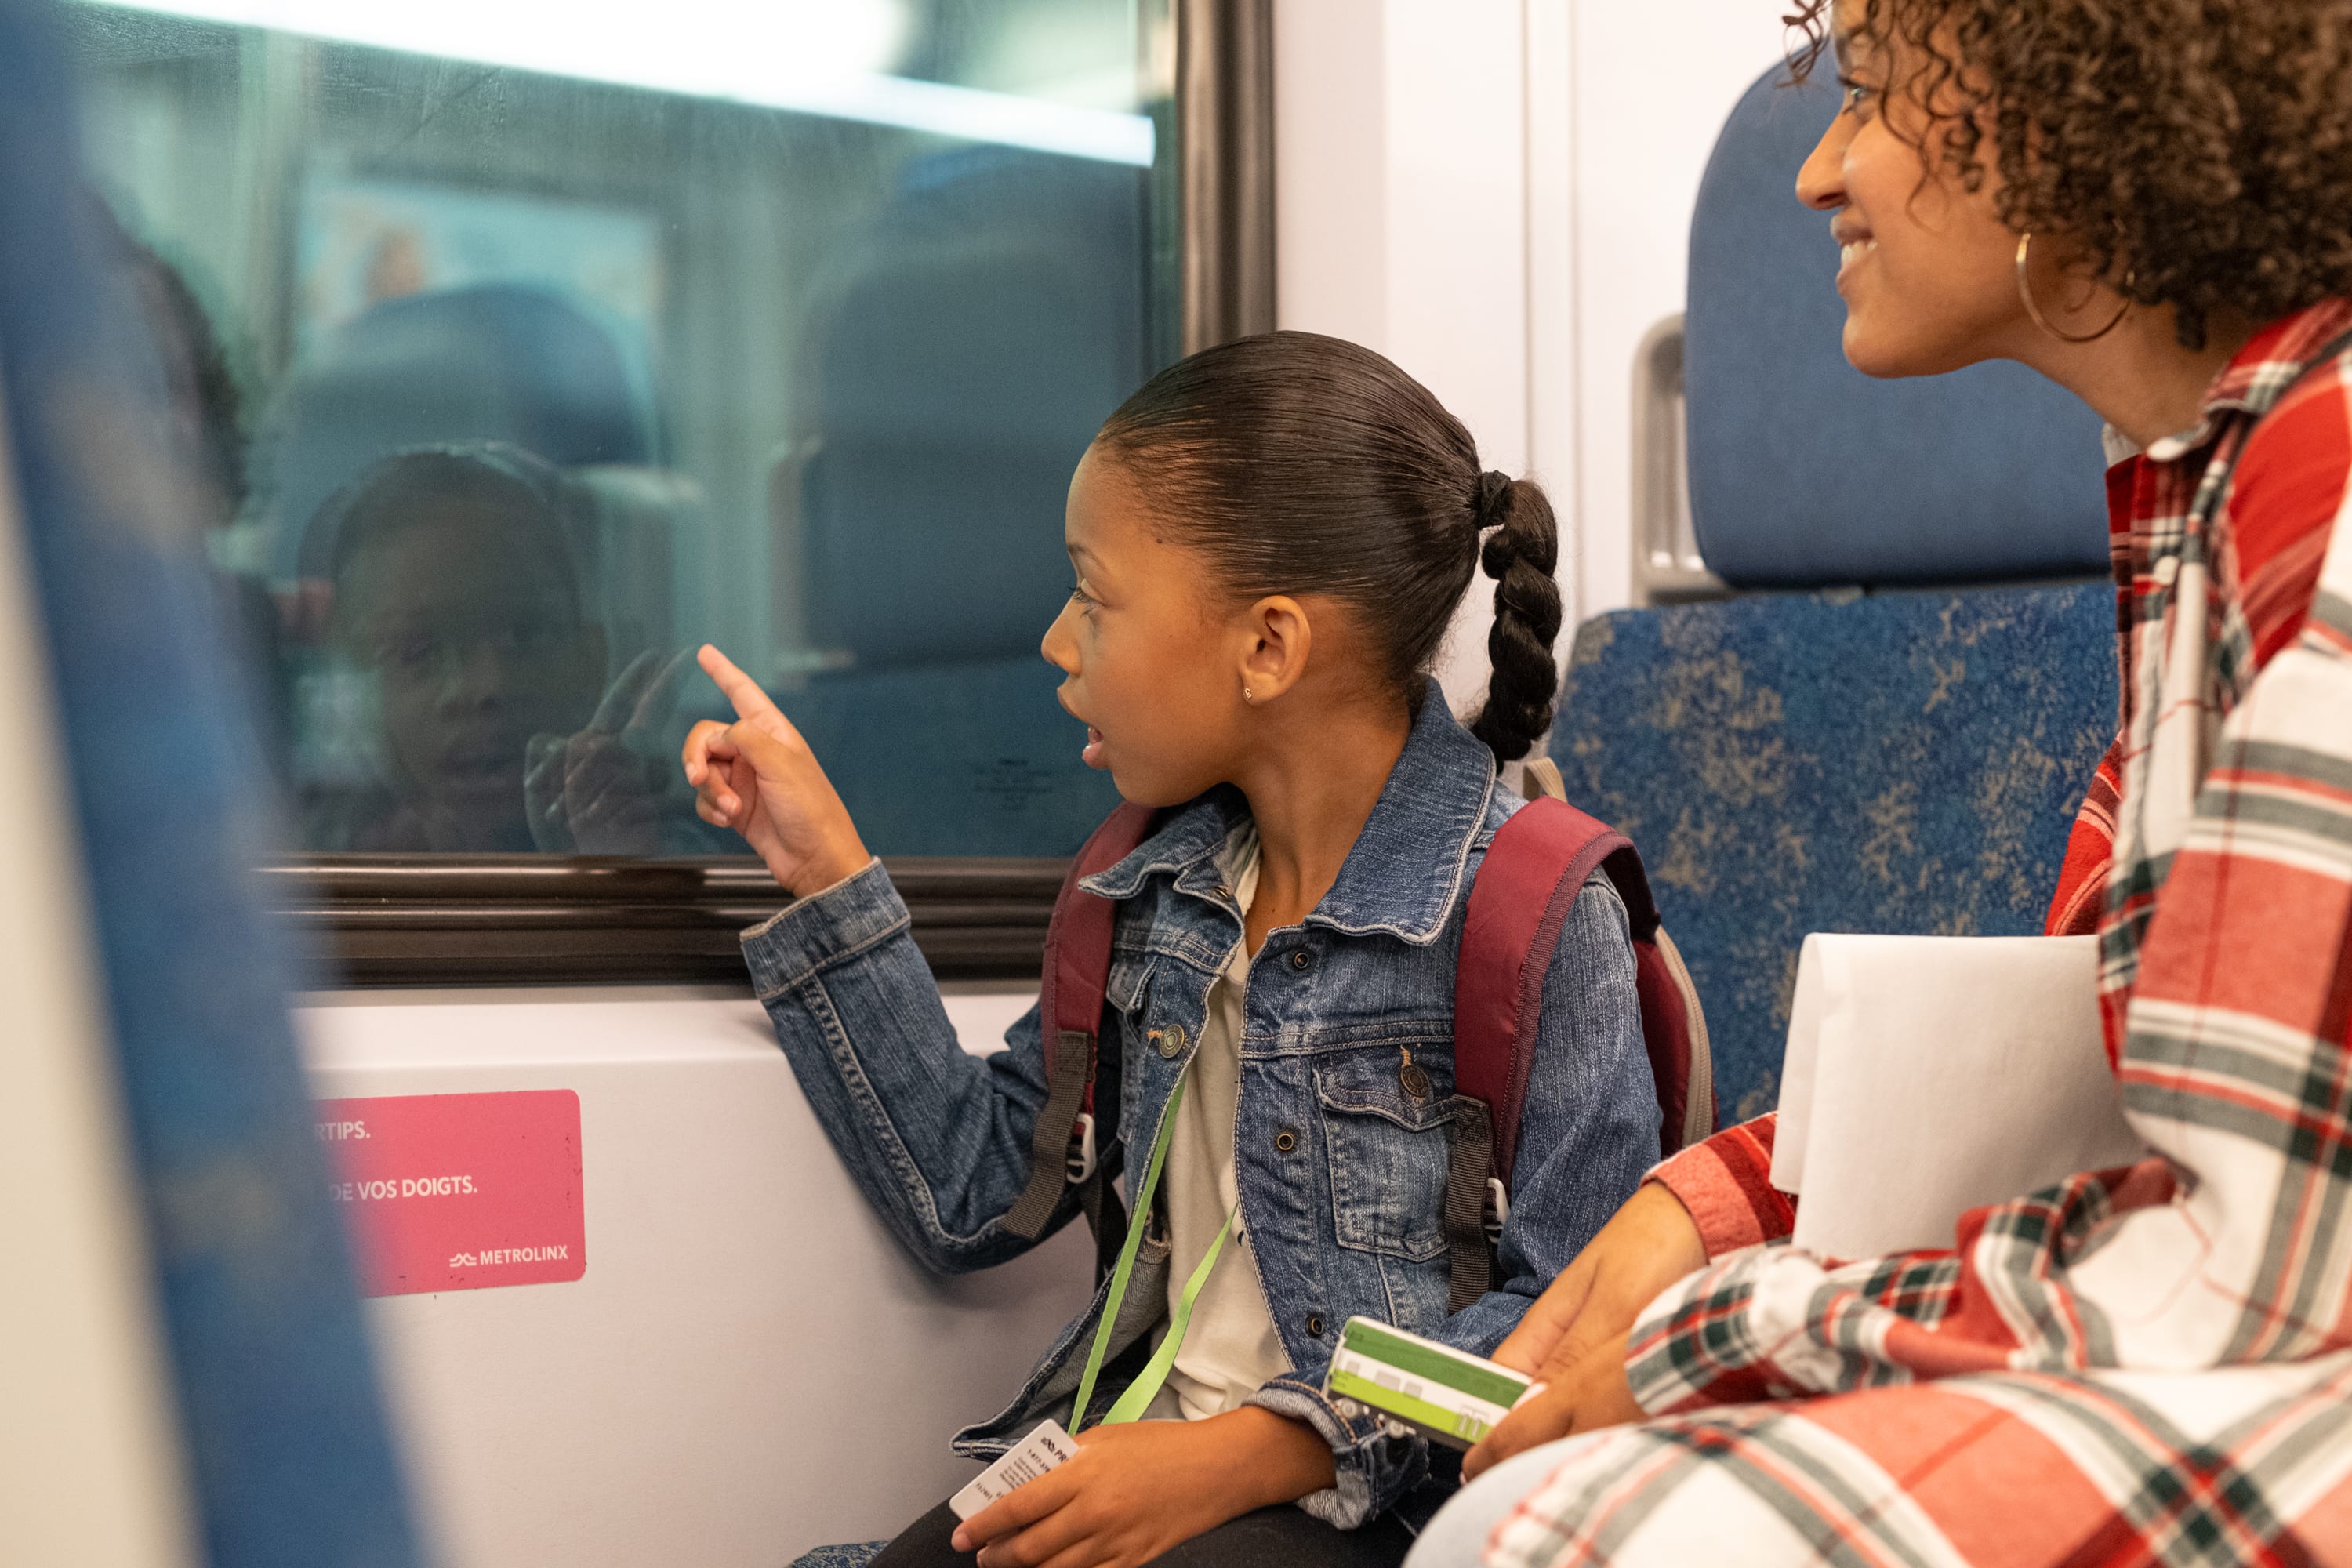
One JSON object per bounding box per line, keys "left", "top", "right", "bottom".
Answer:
{"left": 1600, "top": 394, "right": 2352, "bottom": 1418}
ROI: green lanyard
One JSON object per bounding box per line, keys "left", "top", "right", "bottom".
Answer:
{"left": 1067, "top": 1075, "right": 1241, "bottom": 1428}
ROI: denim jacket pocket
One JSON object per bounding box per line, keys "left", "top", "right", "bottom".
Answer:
{"left": 1313, "top": 1050, "right": 1455, "bottom": 1262}
{"left": 1105, "top": 947, "right": 1156, "bottom": 1016}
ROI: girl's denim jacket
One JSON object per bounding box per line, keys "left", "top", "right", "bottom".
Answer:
{"left": 741, "top": 689, "right": 1658, "bottom": 1528}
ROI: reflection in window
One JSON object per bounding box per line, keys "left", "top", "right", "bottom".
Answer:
{"left": 67, "top": 0, "right": 1174, "bottom": 856}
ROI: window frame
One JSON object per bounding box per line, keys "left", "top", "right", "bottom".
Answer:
{"left": 267, "top": 0, "right": 1277, "bottom": 988}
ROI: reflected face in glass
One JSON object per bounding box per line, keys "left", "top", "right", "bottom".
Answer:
{"left": 1041, "top": 447, "right": 1249, "bottom": 809}
{"left": 337, "top": 504, "right": 605, "bottom": 848}
{"left": 71, "top": 0, "right": 1179, "bottom": 860}
{"left": 1798, "top": 9, "right": 2024, "bottom": 378}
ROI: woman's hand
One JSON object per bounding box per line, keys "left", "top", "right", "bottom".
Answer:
{"left": 680, "top": 645, "right": 869, "bottom": 898}
{"left": 1457, "top": 1182, "right": 1706, "bottom": 1479}
{"left": 1489, "top": 1182, "right": 1706, "bottom": 1380}
{"left": 951, "top": 1409, "right": 1334, "bottom": 1568}
{"left": 1462, "top": 1331, "right": 1647, "bottom": 1479}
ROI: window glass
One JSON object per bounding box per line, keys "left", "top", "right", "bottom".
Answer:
{"left": 65, "top": 0, "right": 1170, "bottom": 857}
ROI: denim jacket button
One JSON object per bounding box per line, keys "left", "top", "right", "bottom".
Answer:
{"left": 1273, "top": 1127, "right": 1298, "bottom": 1152}
{"left": 1305, "top": 1312, "right": 1327, "bottom": 1337}
{"left": 1288, "top": 949, "right": 1312, "bottom": 972}
{"left": 1152, "top": 1023, "right": 1188, "bottom": 1059}
{"left": 1399, "top": 1062, "right": 1432, "bottom": 1100}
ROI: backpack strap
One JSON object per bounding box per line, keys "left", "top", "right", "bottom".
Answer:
{"left": 1001, "top": 803, "right": 1157, "bottom": 1247}
{"left": 1445, "top": 795, "right": 1629, "bottom": 1309}
{"left": 1515, "top": 761, "right": 1715, "bottom": 1150}
{"left": 1456, "top": 797, "right": 1630, "bottom": 1174}
{"left": 1617, "top": 855, "right": 1717, "bottom": 1153}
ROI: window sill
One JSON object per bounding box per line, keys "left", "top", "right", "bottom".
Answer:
{"left": 260, "top": 855, "right": 1063, "bottom": 987}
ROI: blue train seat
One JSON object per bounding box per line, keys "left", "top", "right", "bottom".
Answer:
{"left": 0, "top": 0, "right": 420, "bottom": 1560}
{"left": 266, "top": 281, "right": 655, "bottom": 575}
{"left": 263, "top": 281, "right": 684, "bottom": 692}
{"left": 1548, "top": 64, "right": 2120, "bottom": 1120}
{"left": 764, "top": 146, "right": 1147, "bottom": 855}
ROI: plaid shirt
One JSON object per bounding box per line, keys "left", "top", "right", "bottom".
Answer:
{"left": 1486, "top": 301, "right": 2352, "bottom": 1567}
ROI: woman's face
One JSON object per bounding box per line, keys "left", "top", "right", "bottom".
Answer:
{"left": 1796, "top": 7, "right": 2033, "bottom": 376}
{"left": 1040, "top": 446, "right": 1255, "bottom": 809}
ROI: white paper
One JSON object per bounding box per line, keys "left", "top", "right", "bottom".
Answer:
{"left": 1773, "top": 934, "right": 2144, "bottom": 1261}
{"left": 949, "top": 1420, "right": 1079, "bottom": 1521}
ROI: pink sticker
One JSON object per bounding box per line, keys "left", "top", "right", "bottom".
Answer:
{"left": 316, "top": 1090, "right": 586, "bottom": 1298}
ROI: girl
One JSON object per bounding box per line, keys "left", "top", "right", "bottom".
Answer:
{"left": 1428, "top": 2, "right": 2352, "bottom": 1564}
{"left": 682, "top": 332, "right": 1661, "bottom": 1567}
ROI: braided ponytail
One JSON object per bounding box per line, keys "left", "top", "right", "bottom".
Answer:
{"left": 1465, "top": 472, "right": 1563, "bottom": 762}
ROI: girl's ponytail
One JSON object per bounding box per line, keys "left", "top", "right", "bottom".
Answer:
{"left": 1466, "top": 472, "right": 1563, "bottom": 763}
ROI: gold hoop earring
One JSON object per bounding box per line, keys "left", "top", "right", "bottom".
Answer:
{"left": 2016, "top": 232, "right": 2133, "bottom": 344}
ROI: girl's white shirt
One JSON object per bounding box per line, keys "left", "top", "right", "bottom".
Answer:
{"left": 1147, "top": 824, "right": 1291, "bottom": 1421}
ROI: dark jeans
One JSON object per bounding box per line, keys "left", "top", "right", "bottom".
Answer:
{"left": 869, "top": 1499, "right": 1415, "bottom": 1568}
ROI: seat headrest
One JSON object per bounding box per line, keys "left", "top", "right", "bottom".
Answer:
{"left": 791, "top": 147, "right": 1148, "bottom": 668}
{"left": 263, "top": 283, "right": 652, "bottom": 576}
{"left": 1684, "top": 66, "right": 2110, "bottom": 588}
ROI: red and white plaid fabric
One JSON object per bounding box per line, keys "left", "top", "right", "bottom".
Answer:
{"left": 1486, "top": 301, "right": 2352, "bottom": 1567}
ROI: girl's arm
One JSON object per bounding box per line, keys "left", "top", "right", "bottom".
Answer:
{"left": 951, "top": 1410, "right": 1334, "bottom": 1568}
{"left": 1217, "top": 877, "right": 1663, "bottom": 1531}
{"left": 684, "top": 647, "right": 1085, "bottom": 1272}
{"left": 1433, "top": 875, "right": 1661, "bottom": 1357}
{"left": 740, "top": 862, "right": 1079, "bottom": 1272}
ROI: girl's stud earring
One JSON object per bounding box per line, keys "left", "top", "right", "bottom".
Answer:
{"left": 1243, "top": 688, "right": 1255, "bottom": 703}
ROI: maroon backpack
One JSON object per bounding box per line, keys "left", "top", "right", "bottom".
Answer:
{"left": 1000, "top": 771, "right": 1715, "bottom": 1311}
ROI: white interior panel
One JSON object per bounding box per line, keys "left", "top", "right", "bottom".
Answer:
{"left": 298, "top": 985, "right": 1083, "bottom": 1567}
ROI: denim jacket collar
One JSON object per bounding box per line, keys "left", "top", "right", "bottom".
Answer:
{"left": 1079, "top": 679, "right": 1498, "bottom": 947}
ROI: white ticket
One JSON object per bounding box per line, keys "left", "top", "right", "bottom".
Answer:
{"left": 949, "top": 1420, "right": 1080, "bottom": 1521}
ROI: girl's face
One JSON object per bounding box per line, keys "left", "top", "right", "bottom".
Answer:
{"left": 339, "top": 506, "right": 603, "bottom": 844}
{"left": 1040, "top": 446, "right": 1258, "bottom": 808}
{"left": 1796, "top": 7, "right": 2035, "bottom": 376}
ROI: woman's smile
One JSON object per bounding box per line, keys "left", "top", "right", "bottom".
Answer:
{"left": 1835, "top": 225, "right": 1877, "bottom": 289}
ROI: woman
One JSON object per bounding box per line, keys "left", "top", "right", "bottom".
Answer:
{"left": 1417, "top": 2, "right": 2352, "bottom": 1563}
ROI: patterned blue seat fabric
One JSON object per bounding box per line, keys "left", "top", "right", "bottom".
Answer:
{"left": 1548, "top": 64, "right": 2121, "bottom": 1120}
{"left": 1552, "top": 586, "right": 2115, "bottom": 1120}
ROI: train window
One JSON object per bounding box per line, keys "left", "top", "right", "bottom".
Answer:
{"left": 62, "top": 1, "right": 1265, "bottom": 981}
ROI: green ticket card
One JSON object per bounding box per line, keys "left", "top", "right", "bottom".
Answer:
{"left": 1323, "top": 1316, "right": 1532, "bottom": 1449}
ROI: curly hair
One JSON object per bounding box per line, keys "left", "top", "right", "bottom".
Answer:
{"left": 1788, "top": 0, "right": 2352, "bottom": 348}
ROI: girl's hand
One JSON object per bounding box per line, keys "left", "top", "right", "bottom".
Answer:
{"left": 951, "top": 1409, "right": 1334, "bottom": 1568}
{"left": 526, "top": 648, "right": 688, "bottom": 855}
{"left": 1462, "top": 1330, "right": 1646, "bottom": 1480}
{"left": 680, "top": 645, "right": 869, "bottom": 898}
{"left": 1487, "top": 1182, "right": 1706, "bottom": 1385}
